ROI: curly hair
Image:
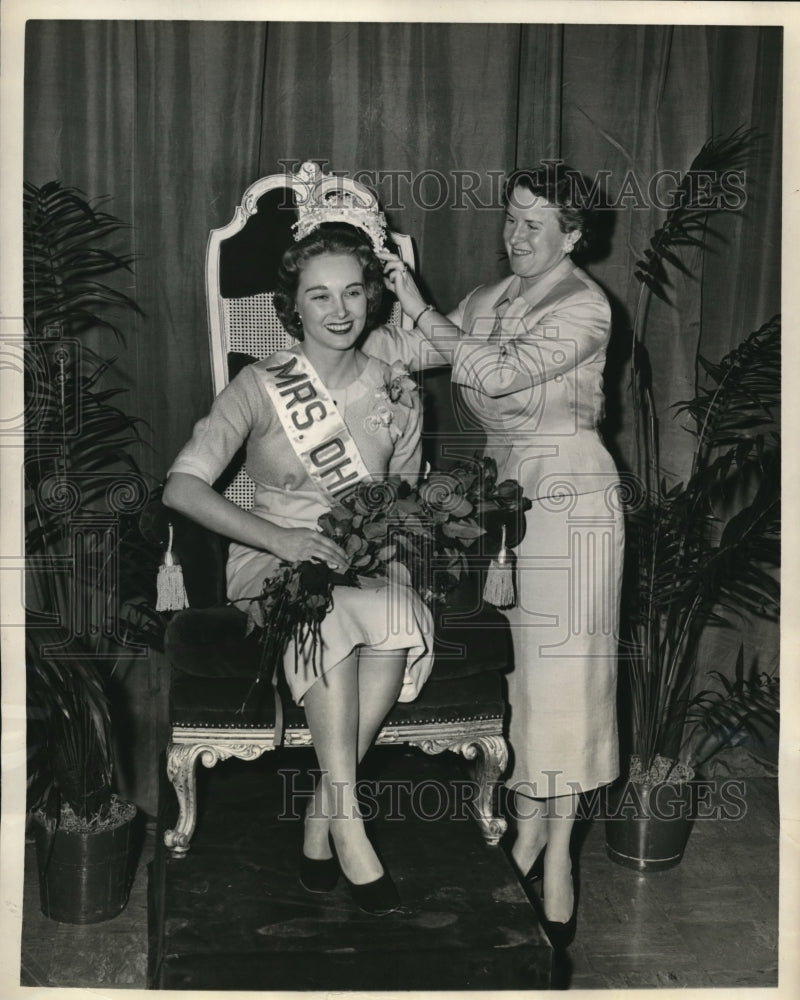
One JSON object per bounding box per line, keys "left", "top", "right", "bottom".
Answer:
{"left": 274, "top": 224, "right": 385, "bottom": 340}
{"left": 504, "top": 163, "right": 593, "bottom": 256}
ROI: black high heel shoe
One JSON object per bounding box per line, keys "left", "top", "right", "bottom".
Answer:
{"left": 531, "top": 874, "right": 577, "bottom": 950}
{"left": 540, "top": 910, "right": 577, "bottom": 950}
{"left": 329, "top": 836, "right": 401, "bottom": 915}
{"left": 299, "top": 852, "right": 339, "bottom": 894}
{"left": 342, "top": 870, "right": 401, "bottom": 916}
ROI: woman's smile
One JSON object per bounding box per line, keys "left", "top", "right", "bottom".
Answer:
{"left": 295, "top": 253, "right": 369, "bottom": 351}
{"left": 503, "top": 188, "right": 579, "bottom": 286}
{"left": 325, "top": 319, "right": 356, "bottom": 334}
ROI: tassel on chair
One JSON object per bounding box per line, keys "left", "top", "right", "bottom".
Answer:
{"left": 156, "top": 523, "right": 189, "bottom": 612}
{"left": 483, "top": 523, "right": 515, "bottom": 608}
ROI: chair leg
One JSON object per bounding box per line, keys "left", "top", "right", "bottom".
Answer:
{"left": 163, "top": 739, "right": 275, "bottom": 856}
{"left": 409, "top": 733, "right": 509, "bottom": 846}
{"left": 163, "top": 742, "right": 210, "bottom": 857}
{"left": 459, "top": 734, "right": 509, "bottom": 846}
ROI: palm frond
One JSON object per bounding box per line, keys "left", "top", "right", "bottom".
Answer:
{"left": 628, "top": 128, "right": 761, "bottom": 486}
{"left": 24, "top": 180, "right": 165, "bottom": 826}
{"left": 26, "top": 628, "right": 114, "bottom": 823}
{"left": 675, "top": 316, "right": 780, "bottom": 463}
{"left": 633, "top": 127, "right": 759, "bottom": 302}
{"left": 681, "top": 648, "right": 779, "bottom": 769}
{"left": 23, "top": 180, "right": 144, "bottom": 342}
{"left": 624, "top": 308, "right": 780, "bottom": 772}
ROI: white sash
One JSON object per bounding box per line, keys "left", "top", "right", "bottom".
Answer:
{"left": 260, "top": 350, "right": 372, "bottom": 504}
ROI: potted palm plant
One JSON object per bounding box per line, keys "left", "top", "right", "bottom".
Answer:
{"left": 605, "top": 131, "right": 781, "bottom": 871}
{"left": 24, "top": 180, "right": 161, "bottom": 921}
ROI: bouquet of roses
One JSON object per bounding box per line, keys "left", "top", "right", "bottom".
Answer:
{"left": 239, "top": 455, "right": 529, "bottom": 713}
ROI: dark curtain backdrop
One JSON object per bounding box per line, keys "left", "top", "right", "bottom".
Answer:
{"left": 24, "top": 20, "right": 781, "bottom": 488}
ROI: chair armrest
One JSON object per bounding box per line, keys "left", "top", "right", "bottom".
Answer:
{"left": 142, "top": 491, "right": 526, "bottom": 614}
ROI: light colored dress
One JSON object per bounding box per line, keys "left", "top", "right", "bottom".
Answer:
{"left": 168, "top": 347, "right": 434, "bottom": 705}
{"left": 365, "top": 258, "right": 622, "bottom": 797}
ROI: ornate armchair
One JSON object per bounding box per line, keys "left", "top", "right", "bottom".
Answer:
{"left": 160, "top": 163, "right": 515, "bottom": 858}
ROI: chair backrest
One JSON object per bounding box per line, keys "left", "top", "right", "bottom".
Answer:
{"left": 206, "top": 162, "right": 415, "bottom": 510}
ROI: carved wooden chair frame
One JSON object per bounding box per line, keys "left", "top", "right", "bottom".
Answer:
{"left": 163, "top": 163, "right": 509, "bottom": 856}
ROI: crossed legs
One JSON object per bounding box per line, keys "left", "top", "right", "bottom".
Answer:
{"left": 301, "top": 646, "right": 406, "bottom": 885}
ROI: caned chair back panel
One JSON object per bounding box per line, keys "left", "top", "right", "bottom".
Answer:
{"left": 223, "top": 293, "right": 290, "bottom": 359}
{"left": 205, "top": 166, "right": 415, "bottom": 511}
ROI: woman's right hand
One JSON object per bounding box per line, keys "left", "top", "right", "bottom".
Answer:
{"left": 164, "top": 473, "right": 350, "bottom": 571}
{"left": 269, "top": 526, "right": 349, "bottom": 571}
{"left": 378, "top": 251, "right": 427, "bottom": 318}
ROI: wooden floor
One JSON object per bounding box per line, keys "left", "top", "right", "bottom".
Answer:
{"left": 19, "top": 752, "right": 779, "bottom": 991}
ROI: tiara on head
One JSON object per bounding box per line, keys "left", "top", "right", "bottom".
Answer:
{"left": 291, "top": 161, "right": 388, "bottom": 254}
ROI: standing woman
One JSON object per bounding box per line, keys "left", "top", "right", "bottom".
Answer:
{"left": 368, "top": 164, "right": 623, "bottom": 940}
{"left": 163, "top": 223, "right": 434, "bottom": 916}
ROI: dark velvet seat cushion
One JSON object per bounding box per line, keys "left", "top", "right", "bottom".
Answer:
{"left": 165, "top": 607, "right": 264, "bottom": 679}
{"left": 165, "top": 583, "right": 512, "bottom": 729}
{"left": 160, "top": 484, "right": 516, "bottom": 731}
{"left": 165, "top": 589, "right": 512, "bottom": 686}
{"left": 171, "top": 669, "right": 505, "bottom": 729}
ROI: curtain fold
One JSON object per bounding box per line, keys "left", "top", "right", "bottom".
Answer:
{"left": 260, "top": 22, "right": 520, "bottom": 314}
{"left": 23, "top": 20, "right": 781, "bottom": 489}
{"left": 701, "top": 27, "right": 782, "bottom": 357}
{"left": 127, "top": 21, "right": 270, "bottom": 469}
{"left": 558, "top": 24, "right": 715, "bottom": 478}
{"left": 516, "top": 23, "right": 563, "bottom": 166}
{"left": 25, "top": 20, "right": 270, "bottom": 481}
{"left": 553, "top": 23, "right": 781, "bottom": 478}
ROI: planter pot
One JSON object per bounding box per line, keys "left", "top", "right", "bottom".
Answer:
{"left": 605, "top": 778, "right": 692, "bottom": 872}
{"left": 33, "top": 798, "right": 139, "bottom": 923}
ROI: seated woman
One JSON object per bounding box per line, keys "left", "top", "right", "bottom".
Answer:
{"left": 162, "top": 223, "right": 434, "bottom": 916}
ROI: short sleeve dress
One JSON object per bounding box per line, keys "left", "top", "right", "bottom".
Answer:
{"left": 168, "top": 346, "right": 435, "bottom": 706}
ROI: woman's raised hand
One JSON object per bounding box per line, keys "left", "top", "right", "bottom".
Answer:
{"left": 378, "top": 251, "right": 426, "bottom": 318}
{"left": 270, "top": 526, "right": 349, "bottom": 571}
